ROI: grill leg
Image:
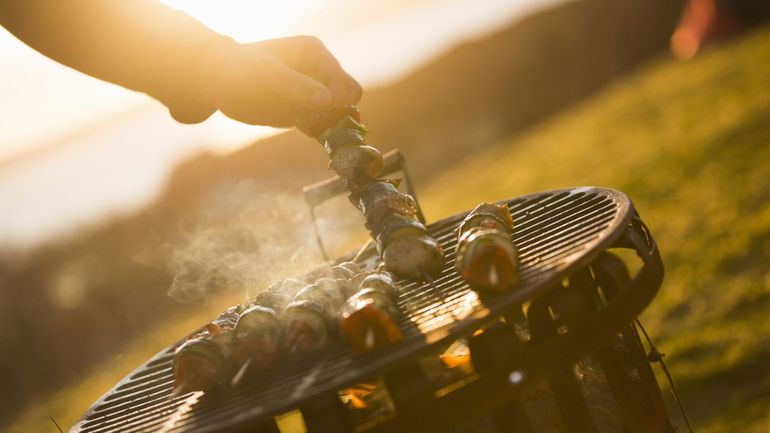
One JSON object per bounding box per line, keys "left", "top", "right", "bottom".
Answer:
{"left": 529, "top": 288, "right": 598, "bottom": 433}
{"left": 383, "top": 362, "right": 435, "bottom": 432}
{"left": 490, "top": 394, "right": 535, "bottom": 433}
{"left": 300, "top": 393, "right": 354, "bottom": 433}
{"left": 467, "top": 321, "right": 533, "bottom": 432}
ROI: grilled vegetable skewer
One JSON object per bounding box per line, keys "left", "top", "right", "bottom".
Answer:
{"left": 301, "top": 106, "right": 445, "bottom": 280}
{"left": 455, "top": 202, "right": 519, "bottom": 291}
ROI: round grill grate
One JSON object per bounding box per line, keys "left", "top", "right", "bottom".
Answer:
{"left": 74, "top": 187, "right": 636, "bottom": 433}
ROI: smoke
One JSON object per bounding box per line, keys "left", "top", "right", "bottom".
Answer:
{"left": 166, "top": 180, "right": 355, "bottom": 303}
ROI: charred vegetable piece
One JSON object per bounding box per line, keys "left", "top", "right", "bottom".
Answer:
{"left": 350, "top": 270, "right": 373, "bottom": 289}
{"left": 376, "top": 214, "right": 444, "bottom": 278}
{"left": 354, "top": 181, "right": 418, "bottom": 234}
{"left": 457, "top": 202, "right": 514, "bottom": 235}
{"left": 383, "top": 235, "right": 444, "bottom": 279}
{"left": 172, "top": 336, "right": 227, "bottom": 394}
{"left": 322, "top": 118, "right": 367, "bottom": 152}
{"left": 319, "top": 265, "right": 356, "bottom": 280}
{"left": 314, "top": 113, "right": 382, "bottom": 179}
{"left": 281, "top": 300, "right": 328, "bottom": 354}
{"left": 205, "top": 305, "right": 241, "bottom": 334}
{"left": 232, "top": 306, "right": 282, "bottom": 373}
{"left": 376, "top": 214, "right": 429, "bottom": 251}
{"left": 281, "top": 278, "right": 351, "bottom": 354}
{"left": 320, "top": 109, "right": 366, "bottom": 142}
{"left": 295, "top": 278, "right": 353, "bottom": 312}
{"left": 359, "top": 273, "right": 399, "bottom": 301}
{"left": 456, "top": 227, "right": 519, "bottom": 291}
{"left": 329, "top": 145, "right": 383, "bottom": 179}
{"left": 340, "top": 273, "right": 403, "bottom": 355}
{"left": 369, "top": 213, "right": 445, "bottom": 279}
{"left": 251, "top": 290, "right": 292, "bottom": 314}
{"left": 352, "top": 187, "right": 443, "bottom": 279}
{"left": 252, "top": 278, "right": 306, "bottom": 311}
{"left": 337, "top": 261, "right": 362, "bottom": 275}
{"left": 266, "top": 277, "right": 308, "bottom": 298}
{"left": 296, "top": 106, "right": 362, "bottom": 138}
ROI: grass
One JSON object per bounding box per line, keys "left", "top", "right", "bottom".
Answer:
{"left": 9, "top": 25, "right": 770, "bottom": 433}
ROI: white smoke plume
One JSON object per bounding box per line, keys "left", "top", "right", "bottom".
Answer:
{"left": 166, "top": 180, "right": 358, "bottom": 303}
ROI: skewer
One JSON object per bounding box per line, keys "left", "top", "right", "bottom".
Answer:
{"left": 171, "top": 379, "right": 188, "bottom": 397}
{"left": 353, "top": 239, "right": 374, "bottom": 262}
{"left": 231, "top": 358, "right": 252, "bottom": 387}
{"left": 364, "top": 327, "right": 376, "bottom": 349}
{"left": 308, "top": 206, "right": 330, "bottom": 262}
{"left": 287, "top": 331, "right": 311, "bottom": 355}
{"left": 421, "top": 268, "right": 441, "bottom": 293}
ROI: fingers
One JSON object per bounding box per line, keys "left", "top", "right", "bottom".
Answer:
{"left": 312, "top": 46, "right": 362, "bottom": 107}
{"left": 267, "top": 60, "right": 335, "bottom": 111}
{"left": 209, "top": 36, "right": 362, "bottom": 127}
{"left": 291, "top": 36, "right": 363, "bottom": 107}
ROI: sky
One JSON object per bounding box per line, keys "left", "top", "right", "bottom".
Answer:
{"left": 0, "top": 0, "right": 562, "bottom": 249}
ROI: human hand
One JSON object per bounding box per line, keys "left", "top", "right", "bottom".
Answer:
{"left": 173, "top": 35, "right": 362, "bottom": 132}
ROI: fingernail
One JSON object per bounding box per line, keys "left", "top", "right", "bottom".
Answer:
{"left": 310, "top": 90, "right": 333, "bottom": 109}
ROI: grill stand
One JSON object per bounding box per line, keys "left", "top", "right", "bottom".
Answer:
{"left": 362, "top": 213, "right": 674, "bottom": 433}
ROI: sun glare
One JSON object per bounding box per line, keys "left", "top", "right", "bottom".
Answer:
{"left": 159, "top": 0, "right": 321, "bottom": 42}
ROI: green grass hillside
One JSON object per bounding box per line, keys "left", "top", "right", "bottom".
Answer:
{"left": 9, "top": 24, "right": 770, "bottom": 433}
{"left": 421, "top": 26, "right": 770, "bottom": 433}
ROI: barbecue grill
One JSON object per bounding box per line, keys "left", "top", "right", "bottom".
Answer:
{"left": 72, "top": 156, "right": 676, "bottom": 433}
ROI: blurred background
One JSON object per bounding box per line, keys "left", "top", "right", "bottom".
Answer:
{"left": 1, "top": 0, "right": 769, "bottom": 431}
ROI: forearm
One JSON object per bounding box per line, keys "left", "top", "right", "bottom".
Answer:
{"left": 0, "top": 0, "right": 234, "bottom": 122}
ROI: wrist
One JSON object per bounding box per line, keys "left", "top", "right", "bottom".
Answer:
{"left": 166, "top": 33, "right": 237, "bottom": 124}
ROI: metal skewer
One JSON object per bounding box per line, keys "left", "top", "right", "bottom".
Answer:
{"left": 420, "top": 268, "right": 442, "bottom": 298}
